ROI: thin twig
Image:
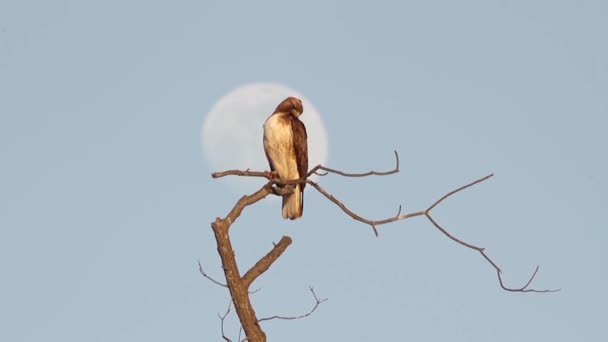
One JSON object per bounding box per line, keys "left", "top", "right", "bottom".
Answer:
{"left": 198, "top": 260, "right": 228, "bottom": 288}
{"left": 426, "top": 174, "right": 494, "bottom": 212}
{"left": 422, "top": 174, "right": 560, "bottom": 292}
{"left": 258, "top": 287, "right": 327, "bottom": 322}
{"left": 306, "top": 150, "right": 399, "bottom": 178}
{"left": 198, "top": 260, "right": 262, "bottom": 294}
{"left": 218, "top": 301, "right": 233, "bottom": 342}
{"left": 423, "top": 187, "right": 560, "bottom": 293}
{"left": 307, "top": 179, "right": 425, "bottom": 237}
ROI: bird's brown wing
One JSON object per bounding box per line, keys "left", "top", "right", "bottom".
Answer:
{"left": 290, "top": 117, "right": 308, "bottom": 190}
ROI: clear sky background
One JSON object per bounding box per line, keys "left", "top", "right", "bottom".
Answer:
{"left": 1, "top": 1, "right": 607, "bottom": 341}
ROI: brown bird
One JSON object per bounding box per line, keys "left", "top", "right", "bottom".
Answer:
{"left": 263, "top": 97, "right": 309, "bottom": 219}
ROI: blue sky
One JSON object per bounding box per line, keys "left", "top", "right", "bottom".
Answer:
{"left": 1, "top": 0, "right": 606, "bottom": 341}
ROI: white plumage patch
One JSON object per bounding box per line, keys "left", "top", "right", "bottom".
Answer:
{"left": 263, "top": 112, "right": 303, "bottom": 219}
{"left": 263, "top": 113, "right": 300, "bottom": 180}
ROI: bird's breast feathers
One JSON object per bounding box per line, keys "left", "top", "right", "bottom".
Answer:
{"left": 263, "top": 113, "right": 299, "bottom": 180}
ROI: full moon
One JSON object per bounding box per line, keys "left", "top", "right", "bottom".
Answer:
{"left": 201, "top": 82, "right": 329, "bottom": 193}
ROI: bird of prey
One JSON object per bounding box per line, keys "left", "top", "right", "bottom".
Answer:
{"left": 263, "top": 97, "right": 309, "bottom": 220}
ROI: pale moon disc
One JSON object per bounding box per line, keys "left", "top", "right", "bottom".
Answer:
{"left": 201, "top": 82, "right": 329, "bottom": 194}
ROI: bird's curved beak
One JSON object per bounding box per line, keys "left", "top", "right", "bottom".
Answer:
{"left": 291, "top": 108, "right": 301, "bottom": 117}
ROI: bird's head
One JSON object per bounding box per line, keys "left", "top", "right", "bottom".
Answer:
{"left": 274, "top": 97, "right": 304, "bottom": 117}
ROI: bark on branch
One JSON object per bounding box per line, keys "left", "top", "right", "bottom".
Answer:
{"left": 209, "top": 182, "right": 279, "bottom": 342}
{"left": 242, "top": 236, "right": 293, "bottom": 289}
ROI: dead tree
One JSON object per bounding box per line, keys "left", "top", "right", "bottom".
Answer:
{"left": 202, "top": 151, "right": 558, "bottom": 342}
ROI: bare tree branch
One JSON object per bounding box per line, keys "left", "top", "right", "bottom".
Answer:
{"left": 242, "top": 236, "right": 293, "bottom": 289}
{"left": 211, "top": 151, "right": 558, "bottom": 293}
{"left": 209, "top": 179, "right": 299, "bottom": 341}
{"left": 208, "top": 150, "right": 557, "bottom": 341}
{"left": 420, "top": 176, "right": 560, "bottom": 293}
{"left": 198, "top": 260, "right": 228, "bottom": 288}
{"left": 210, "top": 183, "right": 276, "bottom": 342}
{"left": 311, "top": 172, "right": 558, "bottom": 292}
{"left": 306, "top": 180, "right": 424, "bottom": 237}
{"left": 212, "top": 169, "right": 269, "bottom": 179}
{"left": 198, "top": 260, "right": 262, "bottom": 294}
{"left": 258, "top": 287, "right": 327, "bottom": 323}
{"left": 222, "top": 181, "right": 275, "bottom": 225}
{"left": 218, "top": 301, "right": 233, "bottom": 342}
{"left": 212, "top": 150, "right": 399, "bottom": 184}
{"left": 306, "top": 150, "right": 399, "bottom": 178}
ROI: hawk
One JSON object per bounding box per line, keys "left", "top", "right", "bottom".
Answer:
{"left": 263, "top": 97, "right": 309, "bottom": 220}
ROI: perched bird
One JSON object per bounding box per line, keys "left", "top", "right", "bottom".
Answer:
{"left": 263, "top": 97, "right": 309, "bottom": 220}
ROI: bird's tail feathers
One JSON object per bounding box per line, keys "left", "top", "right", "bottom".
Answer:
{"left": 282, "top": 184, "right": 303, "bottom": 220}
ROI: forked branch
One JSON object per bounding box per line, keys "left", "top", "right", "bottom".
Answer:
{"left": 218, "top": 301, "right": 233, "bottom": 342}
{"left": 209, "top": 150, "right": 557, "bottom": 341}
{"left": 208, "top": 181, "right": 309, "bottom": 342}
{"left": 213, "top": 151, "right": 558, "bottom": 293}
